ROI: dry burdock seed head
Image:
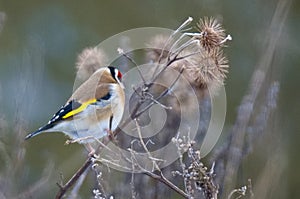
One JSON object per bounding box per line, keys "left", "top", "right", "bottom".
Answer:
{"left": 195, "top": 17, "right": 226, "bottom": 52}
{"left": 148, "top": 17, "right": 230, "bottom": 94}
{"left": 184, "top": 48, "right": 229, "bottom": 93}
{"left": 182, "top": 17, "right": 230, "bottom": 92}
{"left": 76, "top": 47, "right": 108, "bottom": 83}
{"left": 147, "top": 17, "right": 231, "bottom": 113}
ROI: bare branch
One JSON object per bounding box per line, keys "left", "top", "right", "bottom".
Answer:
{"left": 152, "top": 17, "right": 193, "bottom": 77}
{"left": 118, "top": 47, "right": 146, "bottom": 84}
{"left": 135, "top": 67, "right": 184, "bottom": 118}
{"left": 134, "top": 119, "right": 161, "bottom": 172}
{"left": 55, "top": 158, "right": 93, "bottom": 199}
{"left": 67, "top": 168, "right": 89, "bottom": 199}
{"left": 143, "top": 170, "right": 189, "bottom": 198}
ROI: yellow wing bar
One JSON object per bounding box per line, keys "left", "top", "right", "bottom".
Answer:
{"left": 62, "top": 98, "right": 97, "bottom": 119}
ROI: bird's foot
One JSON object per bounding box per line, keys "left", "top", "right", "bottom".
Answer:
{"left": 106, "top": 129, "right": 118, "bottom": 143}
{"left": 86, "top": 143, "right": 99, "bottom": 159}
{"left": 108, "top": 130, "right": 114, "bottom": 139}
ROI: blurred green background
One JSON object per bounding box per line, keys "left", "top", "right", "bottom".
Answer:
{"left": 0, "top": 0, "right": 299, "bottom": 198}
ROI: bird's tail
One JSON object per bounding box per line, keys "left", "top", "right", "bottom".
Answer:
{"left": 25, "top": 130, "right": 42, "bottom": 140}
{"left": 25, "top": 122, "right": 55, "bottom": 140}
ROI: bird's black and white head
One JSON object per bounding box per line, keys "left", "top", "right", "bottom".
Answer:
{"left": 107, "top": 66, "right": 124, "bottom": 88}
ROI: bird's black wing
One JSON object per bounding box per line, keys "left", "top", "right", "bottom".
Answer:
{"left": 25, "top": 100, "right": 82, "bottom": 139}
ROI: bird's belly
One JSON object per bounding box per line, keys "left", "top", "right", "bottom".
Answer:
{"left": 54, "top": 117, "right": 110, "bottom": 143}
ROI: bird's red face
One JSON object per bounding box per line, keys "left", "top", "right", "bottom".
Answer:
{"left": 117, "top": 70, "right": 122, "bottom": 81}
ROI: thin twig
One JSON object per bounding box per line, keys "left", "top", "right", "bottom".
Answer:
{"left": 130, "top": 142, "right": 137, "bottom": 199}
{"left": 55, "top": 158, "right": 93, "bottom": 199}
{"left": 133, "top": 119, "right": 189, "bottom": 198}
{"left": 143, "top": 170, "right": 189, "bottom": 198}
{"left": 127, "top": 148, "right": 188, "bottom": 198}
{"left": 152, "top": 17, "right": 193, "bottom": 78}
{"left": 134, "top": 119, "right": 161, "bottom": 172}
{"left": 118, "top": 47, "right": 147, "bottom": 84}
{"left": 135, "top": 67, "right": 184, "bottom": 118}
{"left": 67, "top": 168, "right": 89, "bottom": 199}
{"left": 92, "top": 162, "right": 107, "bottom": 198}
{"left": 169, "top": 39, "right": 199, "bottom": 62}
{"left": 227, "top": 186, "right": 247, "bottom": 199}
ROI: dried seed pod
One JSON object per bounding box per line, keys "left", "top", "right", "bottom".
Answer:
{"left": 76, "top": 47, "right": 108, "bottom": 82}
{"left": 195, "top": 17, "right": 226, "bottom": 52}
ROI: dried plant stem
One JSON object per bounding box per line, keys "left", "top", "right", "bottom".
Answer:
{"left": 130, "top": 157, "right": 137, "bottom": 199}
{"left": 135, "top": 67, "right": 184, "bottom": 117}
{"left": 67, "top": 168, "right": 89, "bottom": 199}
{"left": 143, "top": 171, "right": 189, "bottom": 198}
{"left": 55, "top": 158, "right": 93, "bottom": 199}
{"left": 152, "top": 17, "right": 193, "bottom": 78}
{"left": 134, "top": 119, "right": 161, "bottom": 171}
{"left": 133, "top": 119, "right": 189, "bottom": 198}
{"left": 118, "top": 48, "right": 146, "bottom": 84}
{"left": 222, "top": 0, "right": 291, "bottom": 196}
{"left": 151, "top": 50, "right": 187, "bottom": 84}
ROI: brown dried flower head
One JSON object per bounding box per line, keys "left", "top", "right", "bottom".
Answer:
{"left": 196, "top": 17, "right": 226, "bottom": 52}
{"left": 76, "top": 47, "right": 108, "bottom": 83}
{"left": 146, "top": 16, "right": 231, "bottom": 113}
{"left": 186, "top": 49, "right": 229, "bottom": 89}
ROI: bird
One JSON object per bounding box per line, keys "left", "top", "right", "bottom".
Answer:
{"left": 25, "top": 66, "right": 125, "bottom": 153}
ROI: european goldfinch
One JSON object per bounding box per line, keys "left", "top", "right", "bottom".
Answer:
{"left": 25, "top": 66, "right": 125, "bottom": 149}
